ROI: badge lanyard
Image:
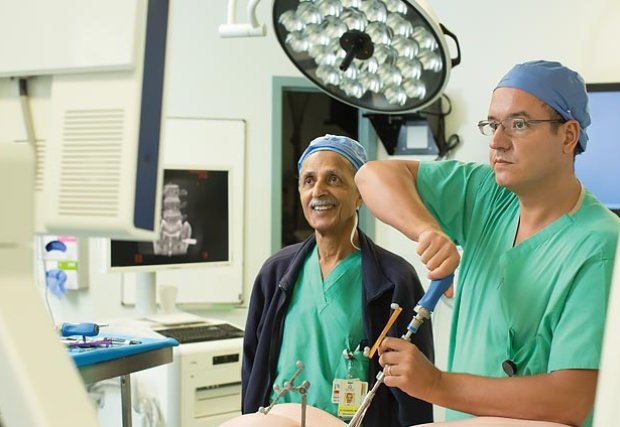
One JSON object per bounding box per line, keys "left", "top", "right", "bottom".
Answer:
{"left": 332, "top": 344, "right": 370, "bottom": 419}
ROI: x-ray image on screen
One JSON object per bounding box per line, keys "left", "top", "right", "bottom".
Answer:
{"left": 110, "top": 168, "right": 230, "bottom": 269}
{"left": 154, "top": 181, "right": 194, "bottom": 256}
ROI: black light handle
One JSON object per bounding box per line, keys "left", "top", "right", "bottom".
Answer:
{"left": 440, "top": 23, "right": 462, "bottom": 68}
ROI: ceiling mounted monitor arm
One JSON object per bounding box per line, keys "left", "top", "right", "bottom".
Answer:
{"left": 364, "top": 113, "right": 410, "bottom": 155}
{"left": 219, "top": 0, "right": 267, "bottom": 37}
{"left": 365, "top": 95, "right": 461, "bottom": 158}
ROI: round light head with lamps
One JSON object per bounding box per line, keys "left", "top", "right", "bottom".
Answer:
{"left": 273, "top": 0, "right": 461, "bottom": 113}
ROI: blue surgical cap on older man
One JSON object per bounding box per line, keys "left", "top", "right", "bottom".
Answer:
{"left": 495, "top": 60, "right": 591, "bottom": 153}
{"left": 297, "top": 134, "right": 368, "bottom": 173}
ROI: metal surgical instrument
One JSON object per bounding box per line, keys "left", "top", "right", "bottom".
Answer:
{"left": 349, "top": 274, "right": 455, "bottom": 427}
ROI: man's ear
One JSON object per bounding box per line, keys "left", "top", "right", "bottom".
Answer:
{"left": 563, "top": 120, "right": 580, "bottom": 154}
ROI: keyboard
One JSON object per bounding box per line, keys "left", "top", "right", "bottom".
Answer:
{"left": 156, "top": 323, "right": 244, "bottom": 344}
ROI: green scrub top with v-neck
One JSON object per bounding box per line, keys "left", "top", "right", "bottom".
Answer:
{"left": 270, "top": 245, "right": 368, "bottom": 418}
{"left": 416, "top": 161, "right": 620, "bottom": 425}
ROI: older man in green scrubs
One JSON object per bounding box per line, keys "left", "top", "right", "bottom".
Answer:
{"left": 242, "top": 135, "right": 434, "bottom": 426}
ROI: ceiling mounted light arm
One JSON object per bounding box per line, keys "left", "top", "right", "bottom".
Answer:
{"left": 219, "top": 0, "right": 267, "bottom": 38}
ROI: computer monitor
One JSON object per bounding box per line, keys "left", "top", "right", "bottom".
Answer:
{"left": 1, "top": 0, "right": 167, "bottom": 239}
{"left": 109, "top": 167, "right": 231, "bottom": 316}
{"left": 111, "top": 167, "right": 230, "bottom": 268}
{"left": 575, "top": 83, "right": 620, "bottom": 216}
{"left": 0, "top": 1, "right": 171, "bottom": 426}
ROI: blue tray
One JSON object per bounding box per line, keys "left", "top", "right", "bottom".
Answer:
{"left": 68, "top": 335, "right": 179, "bottom": 367}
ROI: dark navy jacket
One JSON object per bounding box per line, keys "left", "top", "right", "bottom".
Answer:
{"left": 241, "top": 231, "right": 434, "bottom": 426}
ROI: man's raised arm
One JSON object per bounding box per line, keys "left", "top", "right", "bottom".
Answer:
{"left": 355, "top": 160, "right": 459, "bottom": 280}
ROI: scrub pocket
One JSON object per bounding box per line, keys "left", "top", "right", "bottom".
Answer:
{"left": 505, "top": 327, "right": 549, "bottom": 376}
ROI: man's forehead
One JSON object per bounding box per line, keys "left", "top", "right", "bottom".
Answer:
{"left": 489, "top": 87, "right": 547, "bottom": 117}
{"left": 300, "top": 150, "right": 355, "bottom": 173}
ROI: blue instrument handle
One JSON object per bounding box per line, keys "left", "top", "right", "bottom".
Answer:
{"left": 60, "top": 323, "right": 100, "bottom": 337}
{"left": 418, "top": 273, "right": 455, "bottom": 312}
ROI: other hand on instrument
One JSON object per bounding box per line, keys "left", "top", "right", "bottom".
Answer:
{"left": 378, "top": 337, "right": 441, "bottom": 402}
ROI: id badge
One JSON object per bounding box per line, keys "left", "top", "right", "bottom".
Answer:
{"left": 331, "top": 378, "right": 368, "bottom": 419}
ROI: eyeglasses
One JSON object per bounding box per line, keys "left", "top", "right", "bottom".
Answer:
{"left": 477, "top": 118, "right": 566, "bottom": 136}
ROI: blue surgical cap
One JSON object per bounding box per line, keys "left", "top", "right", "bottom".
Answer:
{"left": 297, "top": 134, "right": 368, "bottom": 172}
{"left": 495, "top": 60, "right": 591, "bottom": 153}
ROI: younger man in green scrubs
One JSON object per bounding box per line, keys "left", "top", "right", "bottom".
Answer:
{"left": 355, "top": 60, "right": 620, "bottom": 426}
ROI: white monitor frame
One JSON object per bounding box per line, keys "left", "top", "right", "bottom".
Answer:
{"left": 114, "top": 118, "right": 246, "bottom": 311}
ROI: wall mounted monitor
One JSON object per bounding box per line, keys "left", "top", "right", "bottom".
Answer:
{"left": 110, "top": 167, "right": 230, "bottom": 271}
{"left": 576, "top": 83, "right": 620, "bottom": 216}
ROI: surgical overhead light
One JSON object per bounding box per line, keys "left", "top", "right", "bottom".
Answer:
{"left": 272, "top": 0, "right": 461, "bottom": 113}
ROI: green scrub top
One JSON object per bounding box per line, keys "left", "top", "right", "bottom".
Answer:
{"left": 270, "top": 245, "right": 368, "bottom": 418}
{"left": 416, "top": 161, "right": 620, "bottom": 425}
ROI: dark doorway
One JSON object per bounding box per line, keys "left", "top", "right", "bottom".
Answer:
{"left": 280, "top": 90, "right": 359, "bottom": 247}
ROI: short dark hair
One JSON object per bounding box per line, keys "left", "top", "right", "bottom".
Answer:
{"left": 541, "top": 102, "right": 581, "bottom": 157}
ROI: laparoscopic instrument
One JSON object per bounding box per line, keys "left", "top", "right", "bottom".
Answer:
{"left": 58, "top": 322, "right": 107, "bottom": 349}
{"left": 58, "top": 322, "right": 102, "bottom": 338}
{"left": 348, "top": 273, "right": 455, "bottom": 427}
{"left": 58, "top": 322, "right": 140, "bottom": 349}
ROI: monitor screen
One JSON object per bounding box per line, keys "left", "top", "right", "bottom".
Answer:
{"left": 575, "top": 83, "right": 620, "bottom": 215}
{"left": 110, "top": 167, "right": 230, "bottom": 270}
